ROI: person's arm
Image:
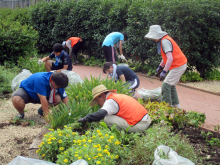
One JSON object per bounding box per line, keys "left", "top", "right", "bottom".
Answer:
{"left": 66, "top": 40, "right": 72, "bottom": 56}
{"left": 163, "top": 52, "right": 173, "bottom": 72}
{"left": 37, "top": 93, "right": 50, "bottom": 116}
{"left": 159, "top": 60, "right": 165, "bottom": 67}
{"left": 118, "top": 40, "right": 123, "bottom": 55}
{"left": 84, "top": 109, "right": 108, "bottom": 122}
{"left": 114, "top": 43, "right": 119, "bottom": 56}
{"left": 62, "top": 96, "right": 69, "bottom": 104}
{"left": 42, "top": 56, "right": 51, "bottom": 62}
{"left": 55, "top": 65, "right": 68, "bottom": 72}
{"left": 119, "top": 74, "right": 126, "bottom": 82}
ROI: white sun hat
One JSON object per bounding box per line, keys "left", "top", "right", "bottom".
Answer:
{"left": 144, "top": 25, "right": 167, "bottom": 40}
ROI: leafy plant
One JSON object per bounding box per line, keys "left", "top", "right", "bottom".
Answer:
{"left": 181, "top": 71, "right": 203, "bottom": 82}
{"left": 204, "top": 69, "right": 220, "bottom": 80}
{"left": 17, "top": 56, "right": 47, "bottom": 73}
{"left": 38, "top": 123, "right": 125, "bottom": 164}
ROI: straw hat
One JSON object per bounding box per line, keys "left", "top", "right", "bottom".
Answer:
{"left": 89, "top": 84, "right": 117, "bottom": 106}
{"left": 144, "top": 25, "right": 167, "bottom": 40}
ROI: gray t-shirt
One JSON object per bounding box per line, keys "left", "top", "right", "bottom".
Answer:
{"left": 162, "top": 39, "right": 173, "bottom": 53}
{"left": 116, "top": 66, "right": 138, "bottom": 81}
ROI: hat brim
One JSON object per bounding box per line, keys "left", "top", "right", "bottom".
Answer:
{"left": 144, "top": 32, "right": 167, "bottom": 40}
{"left": 89, "top": 89, "right": 117, "bottom": 106}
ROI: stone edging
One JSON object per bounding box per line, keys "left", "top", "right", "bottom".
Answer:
{"left": 135, "top": 72, "right": 220, "bottom": 97}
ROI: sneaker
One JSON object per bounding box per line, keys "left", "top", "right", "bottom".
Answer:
{"left": 38, "top": 108, "right": 44, "bottom": 117}
{"left": 14, "top": 113, "right": 24, "bottom": 120}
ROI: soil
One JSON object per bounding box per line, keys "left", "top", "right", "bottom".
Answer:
{"left": 0, "top": 80, "right": 220, "bottom": 165}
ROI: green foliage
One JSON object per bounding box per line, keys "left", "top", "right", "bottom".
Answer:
{"left": 142, "top": 101, "right": 206, "bottom": 129}
{"left": 204, "top": 68, "right": 220, "bottom": 80}
{"left": 17, "top": 56, "right": 47, "bottom": 73}
{"left": 46, "top": 99, "right": 92, "bottom": 130}
{"left": 180, "top": 71, "right": 203, "bottom": 82}
{"left": 0, "top": 18, "right": 38, "bottom": 64}
{"left": 47, "top": 76, "right": 131, "bottom": 129}
{"left": 121, "top": 124, "right": 198, "bottom": 164}
{"left": 38, "top": 124, "right": 125, "bottom": 164}
{"left": 0, "top": 65, "right": 20, "bottom": 94}
{"left": 84, "top": 56, "right": 105, "bottom": 67}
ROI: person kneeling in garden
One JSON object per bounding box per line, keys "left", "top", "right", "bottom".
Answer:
{"left": 12, "top": 72, "right": 69, "bottom": 121}
{"left": 103, "top": 62, "right": 140, "bottom": 94}
{"left": 39, "top": 43, "right": 73, "bottom": 72}
{"left": 78, "top": 85, "right": 151, "bottom": 133}
{"left": 145, "top": 25, "right": 187, "bottom": 109}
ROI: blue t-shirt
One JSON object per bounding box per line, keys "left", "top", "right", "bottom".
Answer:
{"left": 20, "top": 72, "right": 67, "bottom": 101}
{"left": 102, "top": 32, "right": 124, "bottom": 47}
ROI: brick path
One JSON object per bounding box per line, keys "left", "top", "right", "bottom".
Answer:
{"left": 72, "top": 65, "right": 220, "bottom": 131}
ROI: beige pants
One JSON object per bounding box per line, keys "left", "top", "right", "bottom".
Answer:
{"left": 164, "top": 63, "right": 187, "bottom": 86}
{"left": 104, "top": 115, "right": 151, "bottom": 133}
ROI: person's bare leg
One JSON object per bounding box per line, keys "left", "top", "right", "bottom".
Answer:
{"left": 45, "top": 61, "right": 53, "bottom": 72}
{"left": 12, "top": 96, "right": 25, "bottom": 114}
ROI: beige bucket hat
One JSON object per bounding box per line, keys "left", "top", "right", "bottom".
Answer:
{"left": 89, "top": 84, "right": 117, "bottom": 106}
{"left": 144, "top": 25, "right": 167, "bottom": 40}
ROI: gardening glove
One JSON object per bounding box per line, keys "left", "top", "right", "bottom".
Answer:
{"left": 38, "top": 60, "right": 43, "bottom": 65}
{"left": 78, "top": 118, "right": 87, "bottom": 125}
{"left": 156, "top": 66, "right": 163, "bottom": 76}
{"left": 160, "top": 70, "right": 167, "bottom": 81}
{"left": 120, "top": 55, "right": 127, "bottom": 62}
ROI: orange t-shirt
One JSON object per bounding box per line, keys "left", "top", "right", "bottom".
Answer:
{"left": 66, "top": 37, "right": 81, "bottom": 47}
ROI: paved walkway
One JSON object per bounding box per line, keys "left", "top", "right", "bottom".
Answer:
{"left": 72, "top": 65, "right": 220, "bottom": 131}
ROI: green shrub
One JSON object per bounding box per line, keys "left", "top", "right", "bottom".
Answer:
{"left": 0, "top": 18, "right": 38, "bottom": 64}
{"left": 180, "top": 71, "right": 203, "bottom": 82}
{"left": 204, "top": 68, "right": 220, "bottom": 80}
{"left": 0, "top": 65, "right": 20, "bottom": 94}
{"left": 17, "top": 56, "right": 47, "bottom": 73}
{"left": 38, "top": 124, "right": 125, "bottom": 164}
{"left": 121, "top": 124, "right": 198, "bottom": 164}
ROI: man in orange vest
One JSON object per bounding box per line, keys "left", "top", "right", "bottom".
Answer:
{"left": 62, "top": 37, "right": 83, "bottom": 65}
{"left": 78, "top": 85, "right": 151, "bottom": 133}
{"left": 145, "top": 25, "right": 187, "bottom": 109}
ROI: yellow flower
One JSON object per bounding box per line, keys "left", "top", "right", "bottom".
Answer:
{"left": 64, "top": 126, "right": 67, "bottom": 128}
{"left": 77, "top": 140, "right": 82, "bottom": 143}
{"left": 75, "top": 154, "right": 79, "bottom": 157}
{"left": 105, "top": 145, "right": 108, "bottom": 148}
{"left": 92, "top": 136, "right": 96, "bottom": 139}
{"left": 78, "top": 157, "right": 82, "bottom": 159}
{"left": 110, "top": 136, "right": 114, "bottom": 139}
{"left": 49, "top": 135, "right": 53, "bottom": 137}
{"left": 59, "top": 147, "right": 64, "bottom": 151}
{"left": 42, "top": 154, "right": 45, "bottom": 157}
{"left": 48, "top": 142, "right": 52, "bottom": 144}
{"left": 114, "top": 140, "right": 121, "bottom": 145}
{"left": 47, "top": 138, "right": 51, "bottom": 142}
{"left": 72, "top": 132, "right": 76, "bottom": 135}
{"left": 51, "top": 137, "right": 56, "bottom": 140}
{"left": 88, "top": 140, "right": 92, "bottom": 143}
{"left": 93, "top": 145, "right": 98, "bottom": 148}
{"left": 98, "top": 133, "right": 102, "bottom": 136}
{"left": 49, "top": 128, "right": 54, "bottom": 131}
{"left": 88, "top": 158, "right": 91, "bottom": 160}
{"left": 96, "top": 161, "right": 101, "bottom": 164}
{"left": 58, "top": 139, "right": 62, "bottom": 143}
{"left": 111, "top": 155, "right": 114, "bottom": 159}
{"left": 41, "top": 142, "right": 44, "bottom": 145}
{"left": 97, "top": 144, "right": 101, "bottom": 148}
{"left": 83, "top": 144, "right": 87, "bottom": 147}
{"left": 96, "top": 130, "right": 100, "bottom": 133}
{"left": 66, "top": 134, "right": 69, "bottom": 137}
{"left": 44, "top": 134, "right": 48, "bottom": 137}
{"left": 75, "top": 151, "right": 78, "bottom": 153}
{"left": 98, "top": 153, "right": 103, "bottom": 157}
{"left": 108, "top": 139, "right": 112, "bottom": 142}
{"left": 97, "top": 148, "right": 101, "bottom": 151}
{"left": 73, "top": 140, "right": 76, "bottom": 143}
{"left": 36, "top": 149, "right": 39, "bottom": 153}
{"left": 101, "top": 136, "right": 104, "bottom": 139}
{"left": 82, "top": 139, "right": 87, "bottom": 143}
{"left": 64, "top": 159, "right": 68, "bottom": 163}
{"left": 105, "top": 134, "right": 109, "bottom": 137}
{"left": 59, "top": 134, "right": 62, "bottom": 136}
{"left": 103, "top": 149, "right": 108, "bottom": 153}
{"left": 115, "top": 155, "right": 119, "bottom": 159}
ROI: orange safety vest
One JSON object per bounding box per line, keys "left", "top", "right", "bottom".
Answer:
{"left": 66, "top": 37, "right": 81, "bottom": 48}
{"left": 161, "top": 35, "right": 187, "bottom": 70}
{"left": 107, "top": 93, "right": 148, "bottom": 126}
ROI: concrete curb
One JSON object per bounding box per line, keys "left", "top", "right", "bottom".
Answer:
{"left": 135, "top": 72, "right": 220, "bottom": 97}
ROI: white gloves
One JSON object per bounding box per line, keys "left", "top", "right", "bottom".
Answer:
{"left": 118, "top": 55, "right": 127, "bottom": 62}
{"left": 38, "top": 60, "right": 43, "bottom": 64}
